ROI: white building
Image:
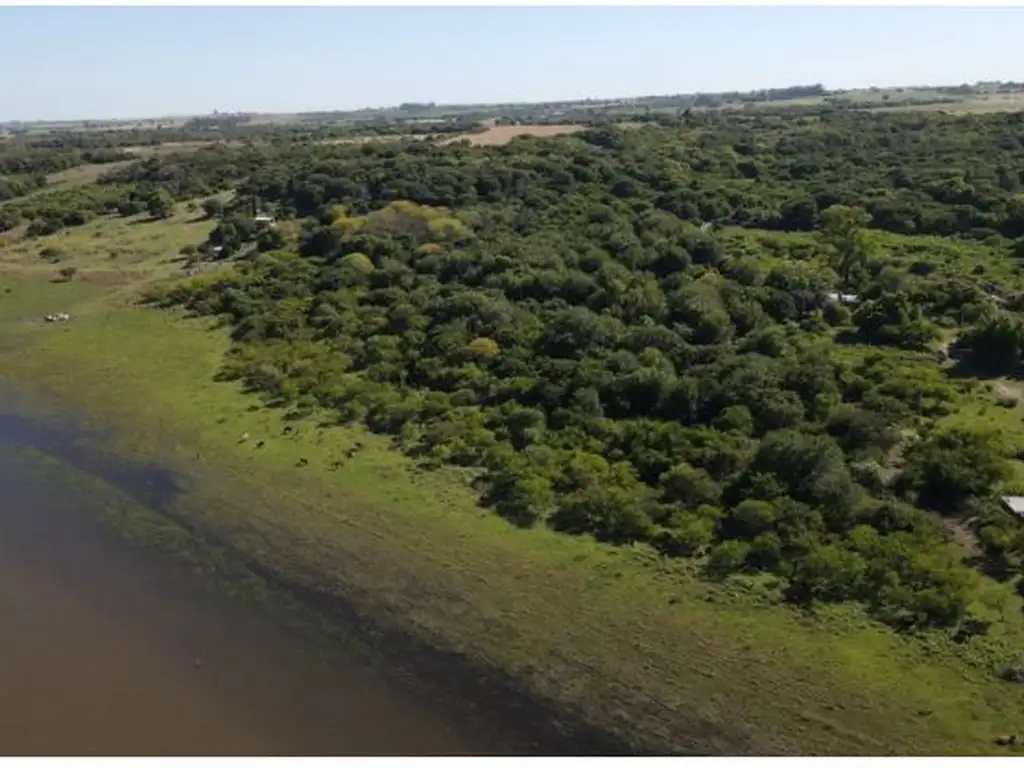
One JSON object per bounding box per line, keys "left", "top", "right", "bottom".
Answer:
{"left": 1000, "top": 496, "right": 1024, "bottom": 520}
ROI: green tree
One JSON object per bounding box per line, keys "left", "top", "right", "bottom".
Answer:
{"left": 784, "top": 544, "right": 867, "bottom": 606}
{"left": 721, "top": 499, "right": 779, "bottom": 541}
{"left": 819, "top": 204, "right": 873, "bottom": 286}
{"left": 485, "top": 467, "right": 555, "bottom": 528}
{"left": 712, "top": 404, "right": 754, "bottom": 436}
{"left": 201, "top": 197, "right": 225, "bottom": 219}
{"left": 897, "top": 428, "right": 1010, "bottom": 512}
{"left": 961, "top": 312, "right": 1024, "bottom": 374}
{"left": 146, "top": 189, "right": 174, "bottom": 219}
{"left": 739, "top": 429, "right": 856, "bottom": 528}
{"left": 659, "top": 461, "right": 722, "bottom": 507}
{"left": 550, "top": 483, "right": 654, "bottom": 544}
{"left": 706, "top": 539, "right": 751, "bottom": 578}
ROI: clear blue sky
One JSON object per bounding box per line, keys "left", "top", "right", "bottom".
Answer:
{"left": 2, "top": 5, "right": 1022, "bottom": 122}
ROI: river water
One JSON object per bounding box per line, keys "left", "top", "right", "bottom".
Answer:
{"left": 0, "top": 381, "right": 527, "bottom": 755}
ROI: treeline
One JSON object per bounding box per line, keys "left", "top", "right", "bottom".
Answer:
{"left": 11, "top": 108, "right": 1024, "bottom": 244}
{"left": 104, "top": 109, "right": 1024, "bottom": 242}
{"left": 3, "top": 118, "right": 481, "bottom": 155}
{"left": 0, "top": 143, "right": 265, "bottom": 233}
{"left": 0, "top": 146, "right": 129, "bottom": 175}
{"left": 5, "top": 126, "right": 271, "bottom": 150}
{"left": 0, "top": 140, "right": 133, "bottom": 205}
{"left": 690, "top": 83, "right": 825, "bottom": 108}
{"left": 0, "top": 182, "right": 136, "bottom": 235}
{"left": 0, "top": 173, "right": 46, "bottom": 203}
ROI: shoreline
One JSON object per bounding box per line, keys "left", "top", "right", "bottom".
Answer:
{"left": 0, "top": 330, "right": 653, "bottom": 755}
{"left": 0, "top": 263, "right": 1021, "bottom": 755}
{"left": 0, "top": 377, "right": 636, "bottom": 756}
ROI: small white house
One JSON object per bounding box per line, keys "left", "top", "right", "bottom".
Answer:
{"left": 825, "top": 291, "right": 861, "bottom": 305}
{"left": 1000, "top": 496, "right": 1024, "bottom": 520}
{"left": 254, "top": 214, "right": 276, "bottom": 225}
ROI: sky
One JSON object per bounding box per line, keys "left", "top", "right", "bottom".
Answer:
{"left": 2, "top": 5, "right": 1023, "bottom": 122}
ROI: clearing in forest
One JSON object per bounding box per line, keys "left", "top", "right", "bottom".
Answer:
{"left": 452, "top": 124, "right": 585, "bottom": 145}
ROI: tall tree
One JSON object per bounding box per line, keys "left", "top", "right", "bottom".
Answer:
{"left": 819, "top": 204, "right": 874, "bottom": 286}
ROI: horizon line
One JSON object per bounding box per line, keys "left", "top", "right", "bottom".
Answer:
{"left": 3, "top": 78, "right": 1022, "bottom": 127}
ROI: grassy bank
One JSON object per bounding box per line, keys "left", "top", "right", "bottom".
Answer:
{"left": 2, "top": 211, "right": 1024, "bottom": 755}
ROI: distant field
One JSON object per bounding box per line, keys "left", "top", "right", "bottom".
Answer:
{"left": 315, "top": 125, "right": 586, "bottom": 149}
{"left": 830, "top": 88, "right": 1024, "bottom": 114}
{"left": 317, "top": 134, "right": 422, "bottom": 146}
{"left": 7, "top": 86, "right": 1024, "bottom": 146}
{"left": 881, "top": 93, "right": 1024, "bottom": 114}
{"left": 450, "top": 124, "right": 585, "bottom": 146}
{"left": 123, "top": 141, "right": 217, "bottom": 157}
{"left": 44, "top": 161, "right": 133, "bottom": 189}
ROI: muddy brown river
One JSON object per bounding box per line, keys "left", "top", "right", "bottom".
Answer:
{"left": 0, "top": 381, "right": 534, "bottom": 755}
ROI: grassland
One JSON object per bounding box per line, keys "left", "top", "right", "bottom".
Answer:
{"left": 2, "top": 210, "right": 1024, "bottom": 755}
{"left": 871, "top": 94, "right": 1024, "bottom": 115}
{"left": 733, "top": 87, "right": 1024, "bottom": 115}
{"left": 317, "top": 125, "right": 586, "bottom": 148}
{"left": 43, "top": 161, "right": 134, "bottom": 189}
{"left": 122, "top": 141, "right": 221, "bottom": 157}
{"left": 454, "top": 124, "right": 586, "bottom": 146}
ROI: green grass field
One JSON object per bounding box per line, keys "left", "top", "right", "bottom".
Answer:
{"left": 3, "top": 210, "right": 1024, "bottom": 755}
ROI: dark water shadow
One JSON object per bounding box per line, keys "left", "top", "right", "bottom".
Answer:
{"left": 0, "top": 378, "right": 188, "bottom": 514}
{"left": 0, "top": 377, "right": 659, "bottom": 756}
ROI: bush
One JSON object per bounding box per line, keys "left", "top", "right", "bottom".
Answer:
{"left": 485, "top": 468, "right": 554, "bottom": 528}
{"left": 39, "top": 246, "right": 63, "bottom": 263}
{"left": 659, "top": 461, "right": 722, "bottom": 507}
{"left": 898, "top": 429, "right": 1010, "bottom": 512}
{"left": 201, "top": 197, "right": 225, "bottom": 219}
{"left": 706, "top": 540, "right": 751, "bottom": 578}
{"left": 550, "top": 483, "right": 655, "bottom": 544}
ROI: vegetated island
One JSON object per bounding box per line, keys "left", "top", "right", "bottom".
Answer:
{"left": 4, "top": 83, "right": 1024, "bottom": 755}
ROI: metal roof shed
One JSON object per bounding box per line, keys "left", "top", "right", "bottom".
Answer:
{"left": 1000, "top": 496, "right": 1024, "bottom": 520}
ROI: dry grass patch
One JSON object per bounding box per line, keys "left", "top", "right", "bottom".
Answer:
{"left": 870, "top": 94, "right": 1024, "bottom": 115}
{"left": 44, "top": 162, "right": 134, "bottom": 189}
{"left": 452, "top": 124, "right": 585, "bottom": 146}
{"left": 123, "top": 141, "right": 218, "bottom": 157}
